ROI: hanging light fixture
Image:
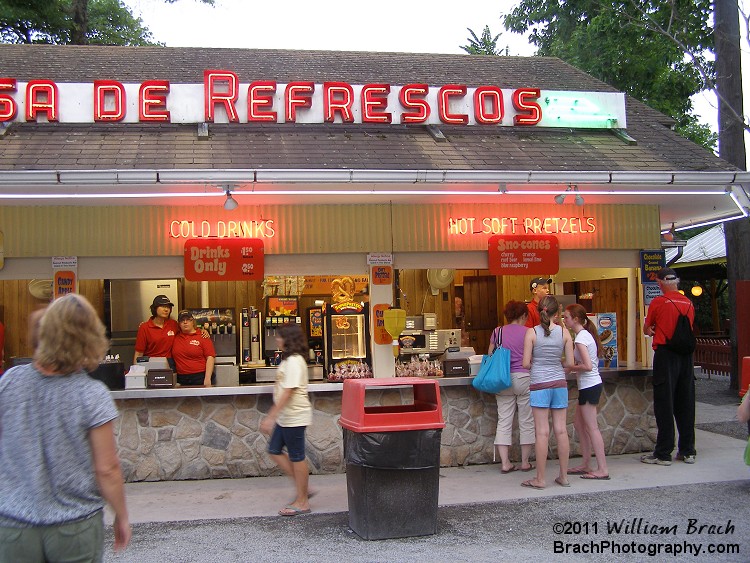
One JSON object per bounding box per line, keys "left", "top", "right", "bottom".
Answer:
{"left": 574, "top": 185, "right": 584, "bottom": 206}
{"left": 554, "top": 186, "right": 572, "bottom": 204}
{"left": 223, "top": 189, "right": 238, "bottom": 211}
{"left": 691, "top": 283, "right": 703, "bottom": 297}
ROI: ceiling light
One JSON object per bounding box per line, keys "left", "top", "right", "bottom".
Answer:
{"left": 223, "top": 190, "right": 238, "bottom": 211}
{"left": 691, "top": 284, "right": 703, "bottom": 297}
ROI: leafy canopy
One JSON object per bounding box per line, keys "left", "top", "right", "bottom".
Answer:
{"left": 0, "top": 0, "right": 213, "bottom": 45}
{"left": 504, "top": 0, "right": 716, "bottom": 150}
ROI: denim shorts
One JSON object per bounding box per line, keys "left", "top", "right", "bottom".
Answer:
{"left": 0, "top": 511, "right": 103, "bottom": 563}
{"left": 530, "top": 387, "right": 568, "bottom": 409}
{"left": 268, "top": 424, "right": 307, "bottom": 462}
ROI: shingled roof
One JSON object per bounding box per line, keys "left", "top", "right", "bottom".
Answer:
{"left": 0, "top": 45, "right": 735, "bottom": 174}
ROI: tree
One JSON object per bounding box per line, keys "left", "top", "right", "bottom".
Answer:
{"left": 504, "top": 0, "right": 717, "bottom": 150}
{"left": 0, "top": 0, "right": 214, "bottom": 46}
{"left": 461, "top": 25, "right": 505, "bottom": 55}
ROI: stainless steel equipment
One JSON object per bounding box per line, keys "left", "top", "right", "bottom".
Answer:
{"left": 106, "top": 279, "right": 180, "bottom": 364}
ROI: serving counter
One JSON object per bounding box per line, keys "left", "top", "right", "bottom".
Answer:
{"left": 110, "top": 370, "right": 656, "bottom": 482}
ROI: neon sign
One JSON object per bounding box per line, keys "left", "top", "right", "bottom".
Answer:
{"left": 0, "top": 75, "right": 626, "bottom": 129}
{"left": 449, "top": 216, "right": 597, "bottom": 235}
{"left": 170, "top": 219, "right": 275, "bottom": 239}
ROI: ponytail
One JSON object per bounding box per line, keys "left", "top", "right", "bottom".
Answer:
{"left": 537, "top": 295, "right": 560, "bottom": 337}
{"left": 584, "top": 317, "right": 603, "bottom": 358}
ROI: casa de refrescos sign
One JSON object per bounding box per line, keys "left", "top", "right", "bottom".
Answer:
{"left": 0, "top": 72, "right": 626, "bottom": 128}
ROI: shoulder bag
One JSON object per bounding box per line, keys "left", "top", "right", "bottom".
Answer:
{"left": 472, "top": 327, "right": 512, "bottom": 393}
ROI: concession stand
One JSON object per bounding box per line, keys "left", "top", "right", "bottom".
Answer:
{"left": 0, "top": 45, "right": 748, "bottom": 481}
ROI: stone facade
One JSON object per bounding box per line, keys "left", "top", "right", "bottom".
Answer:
{"left": 114, "top": 376, "right": 654, "bottom": 482}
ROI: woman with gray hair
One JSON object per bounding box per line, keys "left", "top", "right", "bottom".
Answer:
{"left": 0, "top": 294, "right": 131, "bottom": 561}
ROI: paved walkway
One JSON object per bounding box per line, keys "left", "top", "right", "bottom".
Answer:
{"left": 113, "top": 398, "right": 747, "bottom": 524}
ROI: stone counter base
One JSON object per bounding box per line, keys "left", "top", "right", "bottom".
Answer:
{"left": 114, "top": 376, "right": 654, "bottom": 482}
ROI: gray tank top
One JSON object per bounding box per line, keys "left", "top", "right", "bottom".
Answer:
{"left": 529, "top": 324, "right": 565, "bottom": 385}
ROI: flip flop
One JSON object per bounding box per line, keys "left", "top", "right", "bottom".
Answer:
{"left": 520, "top": 464, "right": 535, "bottom": 472}
{"left": 501, "top": 465, "right": 517, "bottom": 474}
{"left": 566, "top": 467, "right": 590, "bottom": 475}
{"left": 554, "top": 477, "right": 571, "bottom": 487}
{"left": 279, "top": 506, "right": 311, "bottom": 516}
{"left": 521, "top": 479, "right": 545, "bottom": 490}
{"left": 580, "top": 474, "right": 610, "bottom": 480}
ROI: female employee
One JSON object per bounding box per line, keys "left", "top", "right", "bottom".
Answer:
{"left": 133, "top": 295, "right": 179, "bottom": 365}
{"left": 173, "top": 310, "right": 216, "bottom": 386}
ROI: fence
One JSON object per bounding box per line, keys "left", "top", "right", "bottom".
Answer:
{"left": 694, "top": 337, "right": 731, "bottom": 378}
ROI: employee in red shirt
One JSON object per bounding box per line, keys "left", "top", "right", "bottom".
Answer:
{"left": 525, "top": 277, "right": 552, "bottom": 328}
{"left": 173, "top": 310, "right": 216, "bottom": 386}
{"left": 133, "top": 295, "right": 179, "bottom": 365}
{"left": 641, "top": 267, "right": 696, "bottom": 466}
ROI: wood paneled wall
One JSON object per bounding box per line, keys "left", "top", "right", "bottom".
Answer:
{"left": 0, "top": 279, "right": 104, "bottom": 367}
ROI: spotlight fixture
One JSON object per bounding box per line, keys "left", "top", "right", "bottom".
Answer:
{"left": 574, "top": 186, "right": 584, "bottom": 206}
{"left": 554, "top": 186, "right": 572, "bottom": 205}
{"left": 223, "top": 190, "right": 238, "bottom": 211}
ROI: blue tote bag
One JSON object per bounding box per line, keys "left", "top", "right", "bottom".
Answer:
{"left": 472, "top": 328, "right": 512, "bottom": 393}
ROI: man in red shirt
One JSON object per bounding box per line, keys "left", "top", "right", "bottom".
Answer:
{"left": 525, "top": 277, "right": 552, "bottom": 328}
{"left": 641, "top": 267, "right": 696, "bottom": 466}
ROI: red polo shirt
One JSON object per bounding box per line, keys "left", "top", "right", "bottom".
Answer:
{"left": 525, "top": 300, "right": 540, "bottom": 328}
{"left": 172, "top": 331, "right": 215, "bottom": 375}
{"left": 644, "top": 290, "right": 695, "bottom": 350}
{"left": 134, "top": 318, "right": 179, "bottom": 358}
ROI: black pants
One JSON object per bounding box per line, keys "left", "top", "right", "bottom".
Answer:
{"left": 652, "top": 346, "right": 696, "bottom": 460}
{"left": 177, "top": 372, "right": 213, "bottom": 386}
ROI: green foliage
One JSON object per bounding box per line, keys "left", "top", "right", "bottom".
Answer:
{"left": 504, "top": 0, "right": 716, "bottom": 150}
{"left": 461, "top": 25, "right": 503, "bottom": 55}
{"left": 0, "top": 0, "right": 213, "bottom": 45}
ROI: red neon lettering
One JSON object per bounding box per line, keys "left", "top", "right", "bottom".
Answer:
{"left": 512, "top": 88, "right": 541, "bottom": 126}
{"left": 361, "top": 84, "right": 391, "bottom": 123}
{"left": 93, "top": 80, "right": 126, "bottom": 122}
{"left": 248, "top": 81, "right": 277, "bottom": 122}
{"left": 474, "top": 86, "right": 503, "bottom": 124}
{"left": 26, "top": 80, "right": 58, "bottom": 122}
{"left": 399, "top": 84, "right": 429, "bottom": 123}
{"left": 438, "top": 85, "right": 468, "bottom": 125}
{"left": 0, "top": 78, "right": 17, "bottom": 121}
{"left": 284, "top": 82, "right": 314, "bottom": 122}
{"left": 139, "top": 80, "right": 170, "bottom": 122}
{"left": 323, "top": 82, "right": 354, "bottom": 123}
{"left": 204, "top": 70, "right": 239, "bottom": 122}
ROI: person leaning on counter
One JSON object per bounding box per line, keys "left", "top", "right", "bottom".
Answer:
{"left": 173, "top": 310, "right": 216, "bottom": 386}
{"left": 133, "top": 295, "right": 179, "bottom": 365}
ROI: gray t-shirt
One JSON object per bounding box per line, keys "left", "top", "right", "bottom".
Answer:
{"left": 0, "top": 363, "right": 118, "bottom": 527}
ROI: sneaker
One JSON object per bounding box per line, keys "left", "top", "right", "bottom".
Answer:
{"left": 676, "top": 453, "right": 696, "bottom": 464}
{"left": 640, "top": 454, "right": 672, "bottom": 466}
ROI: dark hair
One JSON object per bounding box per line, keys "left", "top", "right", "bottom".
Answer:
{"left": 565, "top": 303, "right": 603, "bottom": 358}
{"left": 277, "top": 323, "right": 308, "bottom": 359}
{"left": 503, "top": 300, "right": 528, "bottom": 323}
{"left": 537, "top": 295, "right": 560, "bottom": 337}
{"left": 150, "top": 303, "right": 173, "bottom": 317}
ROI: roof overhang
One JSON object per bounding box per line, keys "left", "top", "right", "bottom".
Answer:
{"left": 1, "top": 168, "right": 748, "bottom": 231}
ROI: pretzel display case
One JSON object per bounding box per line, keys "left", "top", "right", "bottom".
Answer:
{"left": 323, "top": 300, "right": 372, "bottom": 380}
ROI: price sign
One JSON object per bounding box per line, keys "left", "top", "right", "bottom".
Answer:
{"left": 184, "top": 238, "right": 264, "bottom": 281}
{"left": 488, "top": 235, "right": 559, "bottom": 275}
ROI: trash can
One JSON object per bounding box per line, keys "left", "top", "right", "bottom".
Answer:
{"left": 339, "top": 377, "right": 445, "bottom": 540}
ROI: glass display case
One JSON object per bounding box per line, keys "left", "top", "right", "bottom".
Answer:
{"left": 324, "top": 302, "right": 372, "bottom": 379}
